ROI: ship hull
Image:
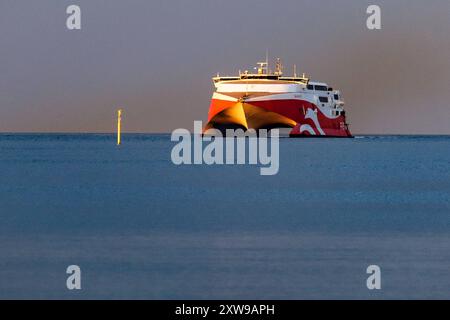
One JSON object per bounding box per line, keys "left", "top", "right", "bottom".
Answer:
{"left": 205, "top": 92, "right": 352, "bottom": 138}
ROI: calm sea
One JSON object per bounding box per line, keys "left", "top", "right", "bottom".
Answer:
{"left": 0, "top": 134, "right": 449, "bottom": 299}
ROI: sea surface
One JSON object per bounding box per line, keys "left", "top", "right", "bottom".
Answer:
{"left": 0, "top": 134, "right": 449, "bottom": 299}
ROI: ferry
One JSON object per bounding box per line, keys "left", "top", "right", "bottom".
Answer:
{"left": 204, "top": 58, "right": 352, "bottom": 137}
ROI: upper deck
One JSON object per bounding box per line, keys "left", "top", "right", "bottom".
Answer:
{"left": 213, "top": 74, "right": 309, "bottom": 84}
{"left": 212, "top": 58, "right": 311, "bottom": 91}
{"left": 211, "top": 58, "right": 341, "bottom": 96}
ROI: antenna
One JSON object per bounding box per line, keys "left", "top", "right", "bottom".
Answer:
{"left": 293, "top": 64, "right": 297, "bottom": 78}
{"left": 256, "top": 51, "right": 270, "bottom": 75}
{"left": 275, "top": 58, "right": 283, "bottom": 76}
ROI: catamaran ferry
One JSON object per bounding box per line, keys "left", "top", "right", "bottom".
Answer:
{"left": 204, "top": 58, "right": 352, "bottom": 137}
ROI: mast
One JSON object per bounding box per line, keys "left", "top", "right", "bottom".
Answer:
{"left": 275, "top": 58, "right": 283, "bottom": 76}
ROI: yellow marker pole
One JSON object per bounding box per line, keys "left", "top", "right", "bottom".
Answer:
{"left": 117, "top": 109, "right": 122, "bottom": 145}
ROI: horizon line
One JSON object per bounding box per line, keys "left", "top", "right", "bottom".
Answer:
{"left": 1, "top": 132, "right": 450, "bottom": 136}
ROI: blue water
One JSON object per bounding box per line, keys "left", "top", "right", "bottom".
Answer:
{"left": 0, "top": 134, "right": 449, "bottom": 299}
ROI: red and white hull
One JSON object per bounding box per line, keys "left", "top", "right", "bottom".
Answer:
{"left": 204, "top": 62, "right": 352, "bottom": 137}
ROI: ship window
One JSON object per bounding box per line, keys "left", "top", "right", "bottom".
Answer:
{"left": 307, "top": 84, "right": 314, "bottom": 90}
{"left": 334, "top": 94, "right": 339, "bottom": 100}
{"left": 314, "top": 85, "right": 328, "bottom": 91}
{"left": 319, "top": 96, "right": 328, "bottom": 103}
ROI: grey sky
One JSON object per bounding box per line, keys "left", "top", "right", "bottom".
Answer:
{"left": 0, "top": 0, "right": 449, "bottom": 133}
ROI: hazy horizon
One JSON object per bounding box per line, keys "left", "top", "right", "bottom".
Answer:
{"left": 1, "top": 0, "right": 449, "bottom": 134}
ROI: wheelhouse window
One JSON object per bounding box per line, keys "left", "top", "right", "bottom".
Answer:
{"left": 314, "top": 85, "right": 328, "bottom": 91}
{"left": 307, "top": 84, "right": 314, "bottom": 90}
{"left": 319, "top": 96, "right": 328, "bottom": 103}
